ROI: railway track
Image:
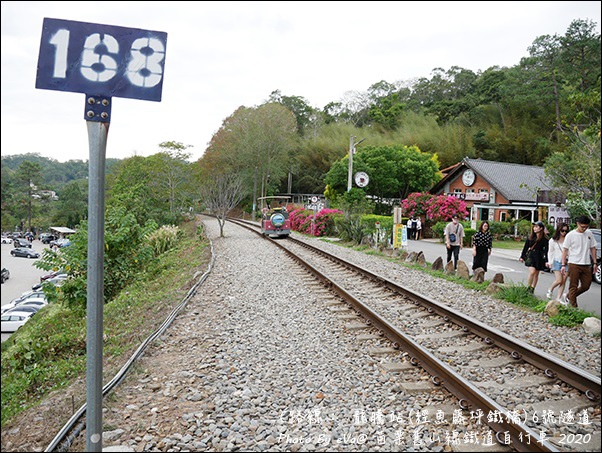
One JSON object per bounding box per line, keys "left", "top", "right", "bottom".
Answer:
{"left": 229, "top": 217, "right": 601, "bottom": 452}
{"left": 42, "top": 217, "right": 600, "bottom": 452}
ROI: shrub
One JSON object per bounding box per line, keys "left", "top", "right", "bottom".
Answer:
{"left": 147, "top": 225, "right": 181, "bottom": 255}
{"left": 334, "top": 215, "right": 366, "bottom": 244}
{"left": 288, "top": 208, "right": 343, "bottom": 237}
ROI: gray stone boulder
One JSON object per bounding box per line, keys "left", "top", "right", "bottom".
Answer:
{"left": 431, "top": 256, "right": 444, "bottom": 271}
{"left": 444, "top": 260, "right": 455, "bottom": 275}
{"left": 471, "top": 267, "right": 485, "bottom": 283}
{"left": 583, "top": 317, "right": 601, "bottom": 336}
{"left": 405, "top": 251, "right": 419, "bottom": 263}
{"left": 486, "top": 282, "right": 503, "bottom": 294}
{"left": 544, "top": 299, "right": 562, "bottom": 316}
{"left": 456, "top": 260, "right": 470, "bottom": 279}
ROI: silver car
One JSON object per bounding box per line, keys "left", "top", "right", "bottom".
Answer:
{"left": 10, "top": 247, "right": 40, "bottom": 259}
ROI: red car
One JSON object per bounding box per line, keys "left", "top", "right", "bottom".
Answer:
{"left": 258, "top": 196, "right": 291, "bottom": 238}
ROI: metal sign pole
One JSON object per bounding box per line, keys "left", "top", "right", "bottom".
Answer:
{"left": 35, "top": 19, "right": 167, "bottom": 451}
{"left": 85, "top": 117, "right": 109, "bottom": 452}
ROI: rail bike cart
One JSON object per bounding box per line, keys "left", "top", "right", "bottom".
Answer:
{"left": 258, "top": 196, "right": 291, "bottom": 238}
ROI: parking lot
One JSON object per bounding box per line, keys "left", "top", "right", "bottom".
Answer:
{"left": 1, "top": 241, "right": 48, "bottom": 341}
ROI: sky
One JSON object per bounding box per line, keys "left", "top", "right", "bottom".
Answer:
{"left": 1, "top": 1, "right": 600, "bottom": 163}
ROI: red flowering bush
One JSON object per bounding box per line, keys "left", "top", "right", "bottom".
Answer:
{"left": 401, "top": 192, "right": 467, "bottom": 221}
{"left": 288, "top": 208, "right": 343, "bottom": 237}
{"left": 425, "top": 195, "right": 467, "bottom": 221}
{"left": 401, "top": 192, "right": 432, "bottom": 217}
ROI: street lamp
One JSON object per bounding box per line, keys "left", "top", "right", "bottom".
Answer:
{"left": 347, "top": 136, "right": 366, "bottom": 192}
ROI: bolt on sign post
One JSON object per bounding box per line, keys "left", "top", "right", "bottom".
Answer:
{"left": 36, "top": 18, "right": 167, "bottom": 452}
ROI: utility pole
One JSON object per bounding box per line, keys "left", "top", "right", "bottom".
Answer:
{"left": 347, "top": 136, "right": 354, "bottom": 192}
{"left": 347, "top": 136, "right": 366, "bottom": 192}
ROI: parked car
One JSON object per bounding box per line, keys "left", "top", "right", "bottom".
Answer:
{"left": 1, "top": 236, "right": 13, "bottom": 244}
{"left": 592, "top": 228, "right": 601, "bottom": 285}
{"left": 1, "top": 267, "right": 9, "bottom": 284}
{"left": 50, "top": 238, "right": 71, "bottom": 248}
{"left": 40, "top": 269, "right": 65, "bottom": 282}
{"left": 1, "top": 298, "right": 48, "bottom": 315}
{"left": 1, "top": 310, "right": 35, "bottom": 333}
{"left": 10, "top": 247, "right": 40, "bottom": 259}
{"left": 2, "top": 304, "right": 44, "bottom": 316}
{"left": 32, "top": 275, "right": 67, "bottom": 291}
{"left": 13, "top": 238, "right": 33, "bottom": 248}
{"left": 11, "top": 290, "right": 46, "bottom": 305}
{"left": 39, "top": 233, "right": 57, "bottom": 244}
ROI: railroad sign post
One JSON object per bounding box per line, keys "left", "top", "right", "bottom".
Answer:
{"left": 36, "top": 18, "right": 167, "bottom": 452}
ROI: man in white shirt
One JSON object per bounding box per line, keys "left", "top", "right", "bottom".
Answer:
{"left": 561, "top": 215, "right": 598, "bottom": 308}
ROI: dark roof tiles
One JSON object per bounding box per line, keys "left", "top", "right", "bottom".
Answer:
{"left": 464, "top": 158, "right": 554, "bottom": 202}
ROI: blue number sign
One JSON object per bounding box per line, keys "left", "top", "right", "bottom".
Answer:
{"left": 36, "top": 18, "right": 167, "bottom": 102}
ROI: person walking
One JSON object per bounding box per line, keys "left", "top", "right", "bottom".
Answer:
{"left": 561, "top": 216, "right": 598, "bottom": 308}
{"left": 444, "top": 214, "right": 465, "bottom": 269}
{"left": 546, "top": 222, "right": 569, "bottom": 302}
{"left": 415, "top": 217, "right": 422, "bottom": 240}
{"left": 472, "top": 221, "right": 492, "bottom": 273}
{"left": 407, "top": 217, "right": 416, "bottom": 240}
{"left": 519, "top": 221, "right": 549, "bottom": 293}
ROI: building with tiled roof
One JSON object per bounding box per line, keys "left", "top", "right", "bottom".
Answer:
{"left": 429, "top": 157, "right": 567, "bottom": 228}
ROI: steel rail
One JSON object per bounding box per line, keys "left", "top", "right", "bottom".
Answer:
{"left": 285, "top": 234, "right": 601, "bottom": 402}
{"left": 44, "top": 237, "right": 217, "bottom": 452}
{"left": 228, "top": 218, "right": 561, "bottom": 452}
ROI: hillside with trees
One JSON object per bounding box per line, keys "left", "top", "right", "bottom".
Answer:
{"left": 1, "top": 18, "right": 600, "bottom": 230}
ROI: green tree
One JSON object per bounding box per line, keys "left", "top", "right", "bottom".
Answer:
{"left": 107, "top": 148, "right": 194, "bottom": 226}
{"left": 268, "top": 90, "right": 316, "bottom": 137}
{"left": 147, "top": 141, "right": 194, "bottom": 218}
{"left": 560, "top": 19, "right": 601, "bottom": 93}
{"left": 16, "top": 161, "right": 43, "bottom": 232}
{"left": 107, "top": 156, "right": 156, "bottom": 225}
{"left": 199, "top": 102, "right": 298, "bottom": 218}
{"left": 36, "top": 205, "right": 158, "bottom": 308}
{"left": 52, "top": 180, "right": 87, "bottom": 228}
{"left": 325, "top": 144, "right": 441, "bottom": 214}
{"left": 544, "top": 133, "right": 601, "bottom": 224}
{"left": 366, "top": 80, "right": 405, "bottom": 131}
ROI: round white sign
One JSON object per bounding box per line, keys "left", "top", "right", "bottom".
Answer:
{"left": 354, "top": 172, "right": 369, "bottom": 187}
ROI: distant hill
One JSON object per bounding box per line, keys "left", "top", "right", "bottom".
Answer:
{"left": 1, "top": 153, "right": 121, "bottom": 189}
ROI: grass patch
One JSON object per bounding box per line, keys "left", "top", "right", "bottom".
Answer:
{"left": 491, "top": 240, "right": 524, "bottom": 250}
{"left": 549, "top": 305, "right": 600, "bottom": 328}
{"left": 1, "top": 221, "right": 210, "bottom": 428}
{"left": 494, "top": 284, "right": 547, "bottom": 310}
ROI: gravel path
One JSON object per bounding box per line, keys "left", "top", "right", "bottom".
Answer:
{"left": 94, "top": 217, "right": 600, "bottom": 452}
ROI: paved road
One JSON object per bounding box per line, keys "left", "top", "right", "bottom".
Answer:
{"left": 401, "top": 238, "right": 601, "bottom": 317}
{"left": 1, "top": 241, "right": 48, "bottom": 342}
